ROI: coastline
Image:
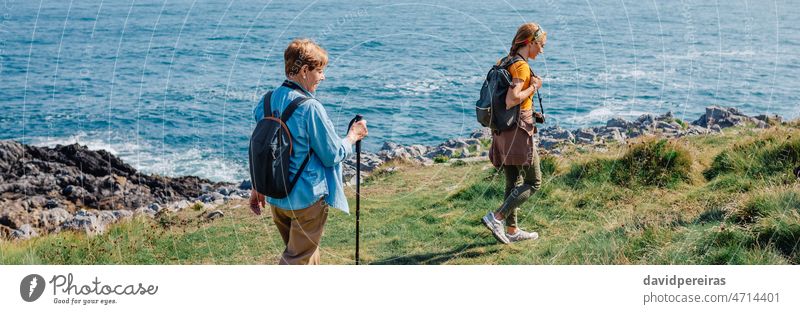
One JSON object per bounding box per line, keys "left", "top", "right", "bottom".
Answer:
{"left": 0, "top": 106, "right": 787, "bottom": 241}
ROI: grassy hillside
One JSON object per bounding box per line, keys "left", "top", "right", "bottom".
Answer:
{"left": 2, "top": 122, "right": 799, "bottom": 265}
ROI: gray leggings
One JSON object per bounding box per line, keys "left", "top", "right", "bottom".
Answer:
{"left": 497, "top": 147, "right": 542, "bottom": 227}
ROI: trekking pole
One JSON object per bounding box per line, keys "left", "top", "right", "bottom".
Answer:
{"left": 347, "top": 114, "right": 364, "bottom": 265}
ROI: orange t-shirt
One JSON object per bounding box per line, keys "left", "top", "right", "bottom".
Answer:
{"left": 507, "top": 60, "right": 532, "bottom": 111}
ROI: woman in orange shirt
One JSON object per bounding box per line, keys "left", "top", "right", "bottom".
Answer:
{"left": 483, "top": 22, "right": 547, "bottom": 244}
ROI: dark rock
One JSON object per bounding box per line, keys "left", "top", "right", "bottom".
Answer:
{"left": 217, "top": 187, "right": 233, "bottom": 196}
{"left": 167, "top": 200, "right": 192, "bottom": 212}
{"left": 443, "top": 139, "right": 469, "bottom": 149}
{"left": 96, "top": 210, "right": 132, "bottom": 227}
{"left": 598, "top": 128, "right": 626, "bottom": 143}
{"left": 0, "top": 141, "right": 25, "bottom": 172}
{"left": 11, "top": 224, "right": 37, "bottom": 240}
{"left": 376, "top": 143, "right": 426, "bottom": 163}
{"left": 692, "top": 106, "right": 750, "bottom": 128}
{"left": 26, "top": 196, "right": 47, "bottom": 211}
{"left": 469, "top": 128, "right": 492, "bottom": 140}
{"left": 62, "top": 185, "right": 75, "bottom": 196}
{"left": 656, "top": 111, "right": 674, "bottom": 122}
{"left": 686, "top": 125, "right": 710, "bottom": 136}
{"left": 380, "top": 141, "right": 400, "bottom": 151}
{"left": 211, "top": 192, "right": 225, "bottom": 204}
{"left": 198, "top": 194, "right": 215, "bottom": 203}
{"left": 540, "top": 126, "right": 575, "bottom": 142}
{"left": 61, "top": 210, "right": 105, "bottom": 235}
{"left": 135, "top": 206, "right": 158, "bottom": 218}
{"left": 539, "top": 138, "right": 566, "bottom": 150}
{"left": 206, "top": 210, "right": 224, "bottom": 220}
{"left": 463, "top": 138, "right": 481, "bottom": 146}
{"left": 575, "top": 128, "right": 596, "bottom": 144}
{"left": 38, "top": 208, "right": 72, "bottom": 231}
{"left": 426, "top": 146, "right": 468, "bottom": 159}
{"left": 656, "top": 121, "right": 680, "bottom": 131}
{"left": 239, "top": 180, "right": 252, "bottom": 190}
{"left": 636, "top": 114, "right": 656, "bottom": 127}
{"left": 45, "top": 199, "right": 59, "bottom": 209}
{"left": 606, "top": 117, "right": 631, "bottom": 129}
{"left": 0, "top": 140, "right": 232, "bottom": 239}
{"left": 754, "top": 114, "right": 782, "bottom": 125}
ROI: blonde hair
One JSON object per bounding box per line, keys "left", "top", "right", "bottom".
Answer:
{"left": 509, "top": 22, "right": 546, "bottom": 55}
{"left": 284, "top": 38, "right": 329, "bottom": 77}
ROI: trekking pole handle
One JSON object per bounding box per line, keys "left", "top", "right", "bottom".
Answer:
{"left": 347, "top": 115, "right": 364, "bottom": 143}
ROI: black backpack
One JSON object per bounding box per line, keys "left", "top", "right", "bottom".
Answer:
{"left": 475, "top": 54, "right": 527, "bottom": 131}
{"left": 248, "top": 81, "right": 313, "bottom": 199}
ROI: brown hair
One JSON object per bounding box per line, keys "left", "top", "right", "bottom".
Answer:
{"left": 284, "top": 38, "right": 329, "bottom": 77}
{"left": 509, "top": 22, "right": 546, "bottom": 55}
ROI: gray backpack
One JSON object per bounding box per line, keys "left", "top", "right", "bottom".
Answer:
{"left": 248, "top": 81, "right": 312, "bottom": 199}
{"left": 475, "top": 55, "right": 526, "bottom": 131}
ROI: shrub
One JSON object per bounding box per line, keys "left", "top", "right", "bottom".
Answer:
{"left": 449, "top": 159, "right": 467, "bottom": 167}
{"left": 706, "top": 174, "right": 752, "bottom": 193}
{"left": 754, "top": 213, "right": 800, "bottom": 263}
{"left": 705, "top": 130, "right": 800, "bottom": 180}
{"left": 694, "top": 225, "right": 756, "bottom": 264}
{"left": 433, "top": 155, "right": 449, "bottom": 163}
{"left": 731, "top": 189, "right": 800, "bottom": 224}
{"left": 615, "top": 139, "right": 693, "bottom": 187}
{"left": 565, "top": 158, "right": 616, "bottom": 187}
{"left": 540, "top": 155, "right": 559, "bottom": 177}
{"left": 674, "top": 118, "right": 688, "bottom": 129}
{"left": 566, "top": 139, "right": 692, "bottom": 188}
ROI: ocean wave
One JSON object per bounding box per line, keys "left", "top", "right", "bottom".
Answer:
{"left": 27, "top": 132, "right": 247, "bottom": 183}
{"left": 546, "top": 67, "right": 677, "bottom": 85}
{"left": 660, "top": 49, "right": 758, "bottom": 61}
{"left": 561, "top": 99, "right": 666, "bottom": 125}
{"left": 384, "top": 78, "right": 443, "bottom": 96}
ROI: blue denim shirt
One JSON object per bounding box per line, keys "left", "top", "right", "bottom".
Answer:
{"left": 253, "top": 81, "right": 353, "bottom": 213}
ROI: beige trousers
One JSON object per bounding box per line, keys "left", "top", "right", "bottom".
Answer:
{"left": 270, "top": 198, "right": 329, "bottom": 265}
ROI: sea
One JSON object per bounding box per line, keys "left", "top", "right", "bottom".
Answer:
{"left": 1, "top": 0, "right": 798, "bottom": 182}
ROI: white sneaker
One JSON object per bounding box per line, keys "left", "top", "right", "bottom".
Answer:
{"left": 481, "top": 212, "right": 510, "bottom": 244}
{"left": 506, "top": 228, "right": 539, "bottom": 242}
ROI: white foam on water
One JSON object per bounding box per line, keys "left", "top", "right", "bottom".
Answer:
{"left": 385, "top": 78, "right": 443, "bottom": 96}
{"left": 545, "top": 67, "right": 677, "bottom": 86}
{"left": 562, "top": 98, "right": 663, "bottom": 125}
{"left": 660, "top": 49, "right": 758, "bottom": 61}
{"left": 27, "top": 132, "right": 247, "bottom": 183}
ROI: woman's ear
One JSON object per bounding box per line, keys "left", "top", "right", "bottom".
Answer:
{"left": 300, "top": 65, "right": 309, "bottom": 79}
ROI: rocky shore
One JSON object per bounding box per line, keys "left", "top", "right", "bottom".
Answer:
{"left": 0, "top": 141, "right": 250, "bottom": 240}
{"left": 0, "top": 106, "right": 785, "bottom": 240}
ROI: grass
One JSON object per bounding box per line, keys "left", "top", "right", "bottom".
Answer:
{"left": 565, "top": 138, "right": 693, "bottom": 188}
{"left": 704, "top": 128, "right": 800, "bottom": 181}
{"left": 1, "top": 123, "right": 799, "bottom": 265}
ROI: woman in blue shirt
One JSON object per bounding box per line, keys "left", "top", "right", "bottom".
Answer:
{"left": 250, "top": 38, "right": 368, "bottom": 265}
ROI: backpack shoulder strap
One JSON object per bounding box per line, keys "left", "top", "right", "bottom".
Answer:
{"left": 284, "top": 96, "right": 315, "bottom": 191}
{"left": 280, "top": 95, "right": 315, "bottom": 191}
{"left": 263, "top": 91, "right": 274, "bottom": 118}
{"left": 501, "top": 54, "right": 526, "bottom": 68}
{"left": 280, "top": 96, "right": 312, "bottom": 122}
{"left": 289, "top": 148, "right": 313, "bottom": 191}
